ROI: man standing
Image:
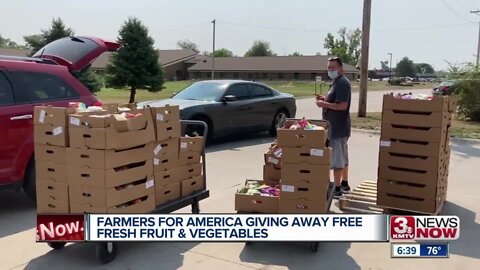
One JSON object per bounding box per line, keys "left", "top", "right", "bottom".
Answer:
{"left": 315, "top": 57, "right": 351, "bottom": 198}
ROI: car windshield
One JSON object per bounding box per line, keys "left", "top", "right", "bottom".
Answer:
{"left": 172, "top": 82, "right": 226, "bottom": 101}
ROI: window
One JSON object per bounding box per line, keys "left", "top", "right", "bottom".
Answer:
{"left": 220, "top": 72, "right": 225, "bottom": 78}
{"left": 32, "top": 37, "right": 99, "bottom": 65}
{"left": 224, "top": 84, "right": 250, "bottom": 100}
{"left": 262, "top": 73, "right": 268, "bottom": 79}
{"left": 248, "top": 73, "right": 253, "bottom": 79}
{"left": 294, "top": 73, "right": 300, "bottom": 80}
{"left": 278, "top": 73, "right": 284, "bottom": 79}
{"left": 250, "top": 84, "right": 272, "bottom": 98}
{"left": 0, "top": 72, "right": 14, "bottom": 106}
{"left": 8, "top": 71, "right": 80, "bottom": 103}
{"left": 233, "top": 73, "right": 239, "bottom": 79}
{"left": 311, "top": 73, "right": 317, "bottom": 80}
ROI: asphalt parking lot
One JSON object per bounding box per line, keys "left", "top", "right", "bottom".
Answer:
{"left": 1, "top": 89, "right": 478, "bottom": 270}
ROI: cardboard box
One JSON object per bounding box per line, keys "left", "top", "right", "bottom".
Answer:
{"left": 448, "top": 96, "right": 458, "bottom": 113}
{"left": 35, "top": 144, "right": 67, "bottom": 165}
{"left": 153, "top": 138, "right": 179, "bottom": 159}
{"left": 281, "top": 163, "right": 330, "bottom": 183}
{"left": 377, "top": 178, "right": 438, "bottom": 200}
{"left": 279, "top": 198, "right": 327, "bottom": 214}
{"left": 378, "top": 140, "right": 445, "bottom": 158}
{"left": 181, "top": 175, "right": 205, "bottom": 196}
{"left": 382, "top": 109, "right": 449, "bottom": 128}
{"left": 70, "top": 188, "right": 156, "bottom": 214}
{"left": 175, "top": 163, "right": 203, "bottom": 180}
{"left": 152, "top": 105, "right": 180, "bottom": 123}
{"left": 69, "top": 108, "right": 155, "bottom": 150}
{"left": 382, "top": 94, "right": 449, "bottom": 113}
{"left": 34, "top": 124, "right": 69, "bottom": 147}
{"left": 179, "top": 137, "right": 204, "bottom": 152}
{"left": 282, "top": 147, "right": 331, "bottom": 165}
{"left": 36, "top": 162, "right": 67, "bottom": 183}
{"left": 235, "top": 180, "right": 279, "bottom": 213}
{"left": 69, "top": 177, "right": 155, "bottom": 209}
{"left": 154, "top": 151, "right": 179, "bottom": 173}
{"left": 263, "top": 165, "right": 281, "bottom": 182}
{"left": 277, "top": 119, "right": 328, "bottom": 148}
{"left": 377, "top": 166, "right": 444, "bottom": 186}
{"left": 67, "top": 143, "right": 153, "bottom": 170}
{"left": 34, "top": 106, "right": 76, "bottom": 126}
{"left": 378, "top": 151, "right": 443, "bottom": 172}
{"left": 67, "top": 161, "right": 154, "bottom": 188}
{"left": 264, "top": 148, "right": 282, "bottom": 169}
{"left": 36, "top": 179, "right": 69, "bottom": 214}
{"left": 155, "top": 182, "right": 181, "bottom": 206}
{"left": 376, "top": 191, "right": 441, "bottom": 214}
{"left": 380, "top": 123, "right": 447, "bottom": 143}
{"left": 280, "top": 179, "right": 329, "bottom": 201}
{"left": 155, "top": 169, "right": 183, "bottom": 186}
{"left": 156, "top": 122, "right": 181, "bottom": 142}
{"left": 178, "top": 151, "right": 202, "bottom": 166}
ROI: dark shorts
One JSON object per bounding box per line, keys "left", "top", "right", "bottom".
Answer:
{"left": 329, "top": 137, "right": 349, "bottom": 169}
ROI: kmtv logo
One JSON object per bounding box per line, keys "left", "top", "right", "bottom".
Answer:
{"left": 390, "top": 216, "right": 460, "bottom": 240}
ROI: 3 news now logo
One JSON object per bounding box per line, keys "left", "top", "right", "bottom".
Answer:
{"left": 390, "top": 216, "right": 460, "bottom": 240}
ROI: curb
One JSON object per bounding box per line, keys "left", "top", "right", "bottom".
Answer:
{"left": 352, "top": 128, "right": 480, "bottom": 144}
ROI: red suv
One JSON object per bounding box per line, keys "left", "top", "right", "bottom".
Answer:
{"left": 0, "top": 36, "right": 119, "bottom": 201}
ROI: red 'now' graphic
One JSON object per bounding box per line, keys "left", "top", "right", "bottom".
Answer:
{"left": 36, "top": 215, "right": 85, "bottom": 242}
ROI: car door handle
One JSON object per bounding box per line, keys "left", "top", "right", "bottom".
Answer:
{"left": 10, "top": 114, "right": 33, "bottom": 120}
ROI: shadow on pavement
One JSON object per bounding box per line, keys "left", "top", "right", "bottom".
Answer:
{"left": 450, "top": 140, "right": 480, "bottom": 159}
{"left": 207, "top": 132, "right": 274, "bottom": 153}
{"left": 0, "top": 190, "right": 36, "bottom": 238}
{"left": 441, "top": 201, "right": 480, "bottom": 260}
{"left": 239, "top": 241, "right": 359, "bottom": 270}
{"left": 26, "top": 241, "right": 199, "bottom": 270}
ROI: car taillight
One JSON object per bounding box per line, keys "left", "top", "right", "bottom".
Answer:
{"left": 440, "top": 86, "right": 449, "bottom": 91}
{"left": 92, "top": 100, "right": 103, "bottom": 106}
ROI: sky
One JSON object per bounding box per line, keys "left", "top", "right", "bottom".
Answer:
{"left": 1, "top": 0, "right": 480, "bottom": 71}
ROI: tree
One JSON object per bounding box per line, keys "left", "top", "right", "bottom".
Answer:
{"left": 0, "top": 34, "right": 21, "bottom": 48}
{"left": 395, "top": 57, "right": 416, "bottom": 77}
{"left": 177, "top": 39, "right": 198, "bottom": 51}
{"left": 74, "top": 68, "right": 103, "bottom": 93}
{"left": 323, "top": 27, "right": 362, "bottom": 68}
{"left": 289, "top": 52, "right": 303, "bottom": 56}
{"left": 415, "top": 63, "right": 435, "bottom": 75}
{"left": 106, "top": 17, "right": 164, "bottom": 103}
{"left": 244, "top": 41, "right": 275, "bottom": 57}
{"left": 24, "top": 18, "right": 74, "bottom": 55}
{"left": 210, "top": 48, "right": 233, "bottom": 57}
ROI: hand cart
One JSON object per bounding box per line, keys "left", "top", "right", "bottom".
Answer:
{"left": 241, "top": 118, "right": 335, "bottom": 252}
{"left": 45, "top": 120, "right": 210, "bottom": 264}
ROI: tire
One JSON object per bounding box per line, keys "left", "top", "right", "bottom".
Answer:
{"left": 23, "top": 158, "right": 36, "bottom": 202}
{"left": 96, "top": 242, "right": 118, "bottom": 264}
{"left": 48, "top": 242, "right": 67, "bottom": 250}
{"left": 269, "top": 110, "right": 288, "bottom": 136}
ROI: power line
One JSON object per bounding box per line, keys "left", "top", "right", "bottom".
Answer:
{"left": 441, "top": 0, "right": 476, "bottom": 23}
{"left": 455, "top": 0, "right": 472, "bottom": 10}
{"left": 375, "top": 22, "right": 475, "bottom": 32}
{"left": 155, "top": 22, "right": 210, "bottom": 34}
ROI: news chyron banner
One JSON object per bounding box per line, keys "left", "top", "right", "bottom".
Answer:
{"left": 37, "top": 214, "right": 389, "bottom": 242}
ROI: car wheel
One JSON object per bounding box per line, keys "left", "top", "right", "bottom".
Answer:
{"left": 23, "top": 158, "right": 37, "bottom": 202}
{"left": 269, "top": 110, "right": 288, "bottom": 136}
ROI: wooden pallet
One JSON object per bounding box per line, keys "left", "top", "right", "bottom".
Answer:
{"left": 339, "top": 181, "right": 384, "bottom": 214}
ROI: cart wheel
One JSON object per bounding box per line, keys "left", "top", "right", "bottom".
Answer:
{"left": 191, "top": 201, "right": 200, "bottom": 214}
{"left": 96, "top": 242, "right": 118, "bottom": 264}
{"left": 310, "top": 242, "right": 319, "bottom": 252}
{"left": 48, "top": 242, "right": 66, "bottom": 250}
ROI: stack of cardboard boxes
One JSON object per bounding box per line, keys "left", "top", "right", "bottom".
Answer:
{"left": 151, "top": 105, "right": 205, "bottom": 206}
{"left": 235, "top": 119, "right": 332, "bottom": 214}
{"left": 376, "top": 94, "right": 456, "bottom": 214}
{"left": 277, "top": 120, "right": 331, "bottom": 214}
{"left": 35, "top": 104, "right": 206, "bottom": 214}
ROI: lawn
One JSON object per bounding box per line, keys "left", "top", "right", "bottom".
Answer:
{"left": 350, "top": 112, "right": 480, "bottom": 140}
{"left": 96, "top": 80, "right": 435, "bottom": 103}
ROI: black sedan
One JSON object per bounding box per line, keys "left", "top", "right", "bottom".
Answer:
{"left": 139, "top": 80, "right": 297, "bottom": 142}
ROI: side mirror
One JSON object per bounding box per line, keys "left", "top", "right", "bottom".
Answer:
{"left": 222, "top": 95, "right": 236, "bottom": 103}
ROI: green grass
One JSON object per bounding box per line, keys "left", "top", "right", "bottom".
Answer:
{"left": 96, "top": 80, "right": 436, "bottom": 103}
{"left": 351, "top": 112, "right": 480, "bottom": 140}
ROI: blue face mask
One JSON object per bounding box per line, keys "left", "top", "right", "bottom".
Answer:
{"left": 328, "top": 70, "right": 338, "bottom": 80}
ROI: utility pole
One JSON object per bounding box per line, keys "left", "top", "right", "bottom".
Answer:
{"left": 388, "top": 52, "right": 393, "bottom": 82}
{"left": 470, "top": 10, "right": 480, "bottom": 67}
{"left": 358, "top": 0, "right": 372, "bottom": 117}
{"left": 211, "top": 19, "right": 216, "bottom": 80}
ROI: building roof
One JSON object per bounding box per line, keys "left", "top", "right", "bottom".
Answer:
{"left": 187, "top": 55, "right": 359, "bottom": 73}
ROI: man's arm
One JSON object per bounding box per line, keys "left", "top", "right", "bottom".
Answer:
{"left": 316, "top": 80, "right": 350, "bottom": 111}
